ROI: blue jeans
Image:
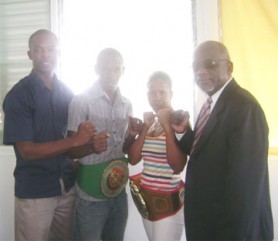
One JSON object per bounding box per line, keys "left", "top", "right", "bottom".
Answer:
{"left": 74, "top": 191, "right": 128, "bottom": 241}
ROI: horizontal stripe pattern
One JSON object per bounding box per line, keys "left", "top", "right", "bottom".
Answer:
{"left": 141, "top": 135, "right": 181, "bottom": 191}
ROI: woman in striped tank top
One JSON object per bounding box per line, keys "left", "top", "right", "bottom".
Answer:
{"left": 128, "top": 71, "right": 189, "bottom": 241}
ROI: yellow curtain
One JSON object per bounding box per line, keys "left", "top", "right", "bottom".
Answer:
{"left": 220, "top": 0, "right": 278, "bottom": 154}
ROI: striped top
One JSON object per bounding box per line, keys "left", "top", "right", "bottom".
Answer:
{"left": 141, "top": 133, "right": 182, "bottom": 192}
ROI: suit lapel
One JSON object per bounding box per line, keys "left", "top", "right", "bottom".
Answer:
{"left": 192, "top": 103, "right": 221, "bottom": 155}
{"left": 191, "top": 79, "right": 238, "bottom": 156}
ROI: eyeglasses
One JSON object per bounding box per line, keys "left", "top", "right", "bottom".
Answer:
{"left": 192, "top": 59, "right": 229, "bottom": 72}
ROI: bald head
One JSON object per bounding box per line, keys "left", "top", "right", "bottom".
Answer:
{"left": 96, "top": 48, "right": 124, "bottom": 66}
{"left": 27, "top": 29, "right": 59, "bottom": 76}
{"left": 193, "top": 41, "right": 233, "bottom": 95}
{"left": 194, "top": 41, "right": 231, "bottom": 62}
{"left": 95, "top": 48, "right": 125, "bottom": 94}
{"left": 28, "top": 29, "right": 58, "bottom": 50}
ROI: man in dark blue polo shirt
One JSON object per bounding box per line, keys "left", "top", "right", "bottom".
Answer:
{"left": 2, "top": 29, "right": 96, "bottom": 241}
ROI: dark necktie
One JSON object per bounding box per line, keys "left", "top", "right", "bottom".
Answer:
{"left": 190, "top": 97, "right": 212, "bottom": 154}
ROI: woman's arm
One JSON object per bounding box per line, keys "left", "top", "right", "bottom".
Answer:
{"left": 157, "top": 108, "right": 188, "bottom": 173}
{"left": 128, "top": 112, "right": 155, "bottom": 165}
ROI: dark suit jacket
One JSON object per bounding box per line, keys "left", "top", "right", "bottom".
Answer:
{"left": 180, "top": 79, "right": 273, "bottom": 241}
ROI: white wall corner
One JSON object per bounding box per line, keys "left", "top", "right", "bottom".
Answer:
{"left": 192, "top": 0, "right": 221, "bottom": 45}
{"left": 191, "top": 0, "right": 221, "bottom": 121}
{"left": 50, "top": 0, "right": 63, "bottom": 36}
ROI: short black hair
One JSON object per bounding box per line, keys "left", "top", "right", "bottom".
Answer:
{"left": 28, "top": 29, "right": 58, "bottom": 49}
{"left": 96, "top": 48, "right": 124, "bottom": 65}
{"left": 148, "top": 71, "right": 172, "bottom": 89}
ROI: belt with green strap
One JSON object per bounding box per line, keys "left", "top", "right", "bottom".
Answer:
{"left": 77, "top": 157, "right": 129, "bottom": 199}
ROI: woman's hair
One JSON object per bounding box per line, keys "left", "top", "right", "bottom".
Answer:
{"left": 147, "top": 71, "right": 172, "bottom": 89}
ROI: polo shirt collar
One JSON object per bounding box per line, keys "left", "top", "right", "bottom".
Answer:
{"left": 29, "top": 71, "right": 59, "bottom": 91}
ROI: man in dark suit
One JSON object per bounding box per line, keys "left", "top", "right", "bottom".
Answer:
{"left": 177, "top": 41, "right": 273, "bottom": 241}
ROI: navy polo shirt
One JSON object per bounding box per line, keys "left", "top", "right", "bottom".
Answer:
{"left": 3, "top": 72, "right": 75, "bottom": 198}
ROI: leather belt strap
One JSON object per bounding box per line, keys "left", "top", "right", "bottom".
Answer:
{"left": 129, "top": 173, "right": 184, "bottom": 221}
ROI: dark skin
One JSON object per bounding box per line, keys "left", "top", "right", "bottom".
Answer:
{"left": 128, "top": 78, "right": 188, "bottom": 173}
{"left": 193, "top": 41, "right": 233, "bottom": 96}
{"left": 67, "top": 131, "right": 109, "bottom": 159}
{"left": 67, "top": 50, "right": 141, "bottom": 158}
{"left": 67, "top": 52, "right": 124, "bottom": 158}
{"left": 95, "top": 52, "right": 125, "bottom": 104}
{"left": 16, "top": 31, "right": 96, "bottom": 161}
{"left": 122, "top": 117, "right": 144, "bottom": 154}
{"left": 172, "top": 41, "right": 233, "bottom": 134}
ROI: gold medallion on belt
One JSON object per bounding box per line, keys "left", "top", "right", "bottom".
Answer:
{"left": 101, "top": 160, "right": 129, "bottom": 197}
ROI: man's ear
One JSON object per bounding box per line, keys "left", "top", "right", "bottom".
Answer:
{"left": 227, "top": 61, "right": 233, "bottom": 75}
{"left": 27, "top": 50, "right": 32, "bottom": 60}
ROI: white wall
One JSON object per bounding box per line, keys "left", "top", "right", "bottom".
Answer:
{"left": 270, "top": 155, "right": 278, "bottom": 241}
{"left": 193, "top": 0, "right": 221, "bottom": 119}
{"left": 0, "top": 146, "right": 15, "bottom": 241}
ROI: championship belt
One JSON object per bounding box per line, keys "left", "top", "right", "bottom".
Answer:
{"left": 77, "top": 157, "right": 129, "bottom": 199}
{"left": 129, "top": 173, "right": 184, "bottom": 221}
{"left": 129, "top": 174, "right": 149, "bottom": 219}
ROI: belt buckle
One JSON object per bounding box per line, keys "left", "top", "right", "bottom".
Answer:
{"left": 129, "top": 180, "right": 149, "bottom": 219}
{"left": 101, "top": 160, "right": 128, "bottom": 197}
